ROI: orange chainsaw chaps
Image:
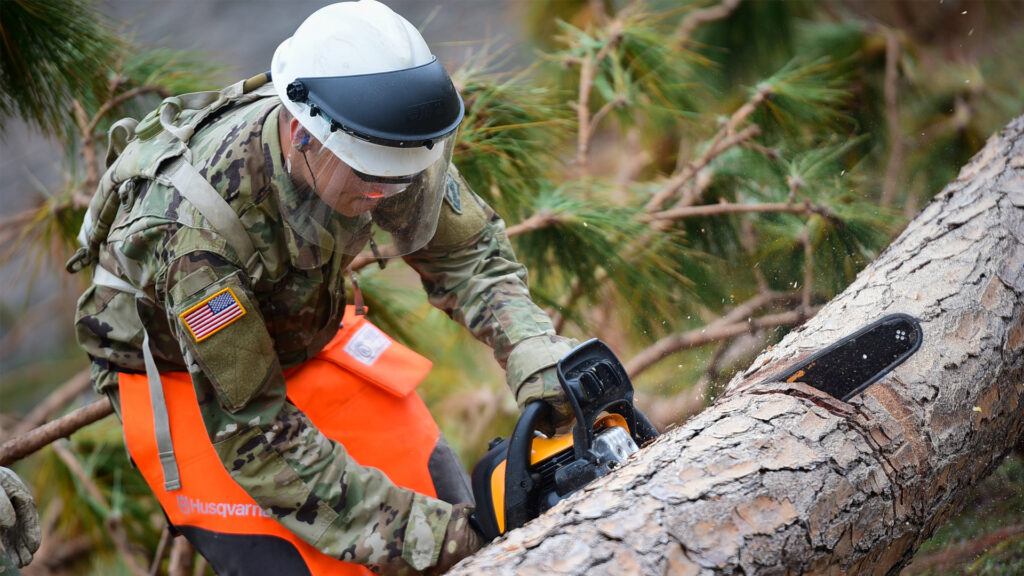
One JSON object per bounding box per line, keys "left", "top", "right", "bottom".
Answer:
{"left": 120, "top": 308, "right": 437, "bottom": 575}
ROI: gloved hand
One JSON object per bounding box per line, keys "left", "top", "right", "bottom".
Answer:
{"left": 425, "top": 503, "right": 482, "bottom": 575}
{"left": 0, "top": 467, "right": 41, "bottom": 568}
{"left": 515, "top": 366, "right": 575, "bottom": 431}
{"left": 506, "top": 335, "right": 579, "bottom": 433}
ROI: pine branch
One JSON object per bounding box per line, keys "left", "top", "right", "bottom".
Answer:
{"left": 86, "top": 85, "right": 166, "bottom": 140}
{"left": 0, "top": 398, "right": 113, "bottom": 467}
{"left": 74, "top": 85, "right": 168, "bottom": 206}
{"left": 571, "top": 18, "right": 625, "bottom": 180}
{"left": 646, "top": 112, "right": 766, "bottom": 213}
{"left": 148, "top": 526, "right": 172, "bottom": 576}
{"left": 71, "top": 98, "right": 102, "bottom": 199}
{"left": 169, "top": 538, "right": 196, "bottom": 576}
{"left": 903, "top": 524, "right": 1024, "bottom": 574}
{"left": 643, "top": 198, "right": 838, "bottom": 223}
{"left": 623, "top": 291, "right": 812, "bottom": 378}
{"left": 349, "top": 209, "right": 565, "bottom": 273}
{"left": 676, "top": 0, "right": 743, "bottom": 45}
{"left": 505, "top": 211, "right": 565, "bottom": 237}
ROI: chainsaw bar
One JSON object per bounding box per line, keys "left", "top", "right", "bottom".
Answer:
{"left": 763, "top": 313, "right": 923, "bottom": 401}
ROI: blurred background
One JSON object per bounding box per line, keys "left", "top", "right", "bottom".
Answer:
{"left": 2, "top": 0, "right": 1023, "bottom": 574}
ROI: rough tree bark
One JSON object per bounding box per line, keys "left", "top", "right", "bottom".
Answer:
{"left": 449, "top": 116, "right": 1024, "bottom": 575}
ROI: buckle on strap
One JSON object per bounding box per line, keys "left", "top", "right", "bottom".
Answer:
{"left": 66, "top": 247, "right": 94, "bottom": 274}
{"left": 159, "top": 450, "right": 182, "bottom": 492}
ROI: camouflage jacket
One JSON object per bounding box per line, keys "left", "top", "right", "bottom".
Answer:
{"left": 74, "top": 90, "right": 571, "bottom": 573}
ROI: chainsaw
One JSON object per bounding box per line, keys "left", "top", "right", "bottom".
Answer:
{"left": 470, "top": 338, "right": 659, "bottom": 541}
{"left": 470, "top": 314, "right": 923, "bottom": 540}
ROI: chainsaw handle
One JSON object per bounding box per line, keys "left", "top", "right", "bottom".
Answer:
{"left": 558, "top": 339, "right": 659, "bottom": 455}
{"left": 503, "top": 401, "right": 551, "bottom": 533}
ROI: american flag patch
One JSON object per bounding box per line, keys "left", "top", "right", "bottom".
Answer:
{"left": 180, "top": 288, "right": 246, "bottom": 342}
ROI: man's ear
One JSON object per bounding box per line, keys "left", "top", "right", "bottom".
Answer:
{"left": 289, "top": 118, "right": 312, "bottom": 152}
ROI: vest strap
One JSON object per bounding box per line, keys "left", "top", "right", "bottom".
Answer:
{"left": 164, "top": 156, "right": 262, "bottom": 279}
{"left": 142, "top": 325, "right": 181, "bottom": 491}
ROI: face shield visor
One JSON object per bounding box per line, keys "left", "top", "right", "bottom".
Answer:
{"left": 290, "top": 132, "right": 455, "bottom": 258}
{"left": 282, "top": 57, "right": 464, "bottom": 258}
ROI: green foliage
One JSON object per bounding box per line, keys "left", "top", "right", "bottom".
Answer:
{"left": 0, "top": 0, "right": 121, "bottom": 142}
{"left": 549, "top": 7, "right": 704, "bottom": 150}
{"left": 21, "top": 417, "right": 163, "bottom": 575}
{"left": 753, "top": 58, "right": 854, "bottom": 138}
{"left": 452, "top": 57, "right": 569, "bottom": 219}
{"left": 0, "top": 10, "right": 225, "bottom": 274}
{"left": 98, "top": 46, "right": 228, "bottom": 129}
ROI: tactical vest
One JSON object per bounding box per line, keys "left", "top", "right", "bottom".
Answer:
{"left": 120, "top": 307, "right": 442, "bottom": 575}
{"left": 67, "top": 74, "right": 280, "bottom": 491}
{"left": 67, "top": 72, "right": 274, "bottom": 280}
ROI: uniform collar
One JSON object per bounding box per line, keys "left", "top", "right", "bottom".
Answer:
{"left": 264, "top": 104, "right": 336, "bottom": 269}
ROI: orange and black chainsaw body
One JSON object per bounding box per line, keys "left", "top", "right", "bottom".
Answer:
{"left": 470, "top": 339, "right": 659, "bottom": 541}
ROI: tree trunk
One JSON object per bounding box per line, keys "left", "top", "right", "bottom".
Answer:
{"left": 449, "top": 115, "right": 1024, "bottom": 575}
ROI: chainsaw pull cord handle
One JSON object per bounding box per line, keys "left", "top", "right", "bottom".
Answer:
{"left": 503, "top": 401, "right": 552, "bottom": 533}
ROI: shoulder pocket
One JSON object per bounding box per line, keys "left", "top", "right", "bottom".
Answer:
{"left": 172, "top": 270, "right": 277, "bottom": 412}
{"left": 427, "top": 169, "right": 488, "bottom": 250}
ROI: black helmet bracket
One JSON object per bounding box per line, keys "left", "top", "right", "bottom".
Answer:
{"left": 286, "top": 57, "right": 465, "bottom": 149}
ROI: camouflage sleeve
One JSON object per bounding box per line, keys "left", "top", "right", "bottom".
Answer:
{"left": 403, "top": 167, "right": 574, "bottom": 393}
{"left": 160, "top": 233, "right": 451, "bottom": 574}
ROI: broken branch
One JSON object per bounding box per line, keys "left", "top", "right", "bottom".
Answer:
{"left": 0, "top": 397, "right": 114, "bottom": 467}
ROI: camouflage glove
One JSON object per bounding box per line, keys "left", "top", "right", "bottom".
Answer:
{"left": 0, "top": 467, "right": 41, "bottom": 568}
{"left": 425, "top": 503, "right": 482, "bottom": 575}
{"left": 516, "top": 366, "right": 574, "bottom": 430}
{"left": 506, "top": 335, "right": 578, "bottom": 431}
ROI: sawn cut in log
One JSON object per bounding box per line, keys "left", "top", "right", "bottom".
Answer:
{"left": 448, "top": 117, "right": 1024, "bottom": 576}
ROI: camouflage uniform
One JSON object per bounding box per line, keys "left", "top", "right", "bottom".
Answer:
{"left": 73, "top": 88, "right": 573, "bottom": 573}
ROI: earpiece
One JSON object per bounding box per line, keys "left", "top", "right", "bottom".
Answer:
{"left": 295, "top": 132, "right": 311, "bottom": 152}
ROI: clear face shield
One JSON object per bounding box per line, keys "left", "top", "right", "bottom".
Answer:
{"left": 289, "top": 131, "right": 455, "bottom": 258}
{"left": 280, "top": 57, "right": 465, "bottom": 259}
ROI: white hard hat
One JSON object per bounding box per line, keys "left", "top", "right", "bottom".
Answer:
{"left": 271, "top": 0, "right": 463, "bottom": 177}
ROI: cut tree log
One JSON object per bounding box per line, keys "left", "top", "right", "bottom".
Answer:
{"left": 448, "top": 116, "right": 1024, "bottom": 576}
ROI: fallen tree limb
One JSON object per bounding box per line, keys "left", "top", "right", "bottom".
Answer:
{"left": 623, "top": 291, "right": 808, "bottom": 378}
{"left": 449, "top": 116, "right": 1024, "bottom": 575}
{"left": 0, "top": 398, "right": 114, "bottom": 467}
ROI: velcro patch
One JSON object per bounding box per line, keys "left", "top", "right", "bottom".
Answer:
{"left": 179, "top": 287, "right": 246, "bottom": 342}
{"left": 343, "top": 323, "right": 392, "bottom": 366}
{"left": 443, "top": 173, "right": 462, "bottom": 214}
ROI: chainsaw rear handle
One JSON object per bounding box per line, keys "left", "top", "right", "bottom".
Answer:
{"left": 502, "top": 401, "right": 551, "bottom": 533}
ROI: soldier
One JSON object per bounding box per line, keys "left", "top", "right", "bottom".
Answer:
{"left": 69, "top": 1, "right": 575, "bottom": 574}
